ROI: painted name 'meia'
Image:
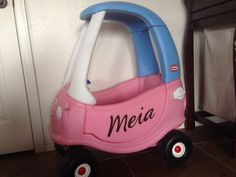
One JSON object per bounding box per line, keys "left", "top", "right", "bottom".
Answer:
{"left": 107, "top": 107, "right": 156, "bottom": 137}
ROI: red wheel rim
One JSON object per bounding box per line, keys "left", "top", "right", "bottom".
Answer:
{"left": 78, "top": 167, "right": 86, "bottom": 175}
{"left": 172, "top": 142, "right": 186, "bottom": 158}
{"left": 74, "top": 163, "right": 91, "bottom": 177}
{"left": 174, "top": 145, "right": 181, "bottom": 153}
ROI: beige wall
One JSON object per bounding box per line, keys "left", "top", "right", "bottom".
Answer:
{"left": 25, "top": 0, "right": 186, "bottom": 149}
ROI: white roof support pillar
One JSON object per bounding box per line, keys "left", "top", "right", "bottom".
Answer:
{"left": 67, "top": 11, "right": 105, "bottom": 105}
{"left": 64, "top": 23, "right": 88, "bottom": 85}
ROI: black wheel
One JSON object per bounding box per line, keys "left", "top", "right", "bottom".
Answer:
{"left": 54, "top": 143, "right": 69, "bottom": 155}
{"left": 159, "top": 130, "right": 192, "bottom": 165}
{"left": 60, "top": 147, "right": 97, "bottom": 177}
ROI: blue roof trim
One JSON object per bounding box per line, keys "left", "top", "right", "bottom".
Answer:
{"left": 80, "top": 2, "right": 180, "bottom": 83}
{"left": 150, "top": 27, "right": 180, "bottom": 82}
{"left": 80, "top": 2, "right": 165, "bottom": 27}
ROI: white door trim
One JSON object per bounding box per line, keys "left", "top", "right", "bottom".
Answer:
{"left": 13, "top": 0, "right": 45, "bottom": 153}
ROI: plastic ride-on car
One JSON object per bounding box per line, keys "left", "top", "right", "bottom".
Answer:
{"left": 50, "top": 2, "right": 192, "bottom": 177}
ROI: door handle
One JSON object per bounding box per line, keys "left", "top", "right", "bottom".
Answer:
{"left": 0, "top": 0, "right": 7, "bottom": 8}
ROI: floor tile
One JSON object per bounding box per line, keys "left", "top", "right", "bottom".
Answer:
{"left": 39, "top": 151, "right": 61, "bottom": 177}
{"left": 89, "top": 148, "right": 123, "bottom": 162}
{"left": 180, "top": 126, "right": 225, "bottom": 143}
{"left": 97, "top": 158, "right": 133, "bottom": 177}
{"left": 125, "top": 146, "right": 236, "bottom": 177}
{"left": 0, "top": 151, "right": 41, "bottom": 177}
{"left": 196, "top": 138, "right": 236, "bottom": 173}
{"left": 89, "top": 146, "right": 157, "bottom": 162}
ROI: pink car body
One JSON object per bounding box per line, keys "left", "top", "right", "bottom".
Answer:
{"left": 50, "top": 74, "right": 185, "bottom": 154}
{"left": 50, "top": 1, "right": 186, "bottom": 155}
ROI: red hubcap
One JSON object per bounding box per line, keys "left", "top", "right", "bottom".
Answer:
{"left": 78, "top": 167, "right": 86, "bottom": 175}
{"left": 175, "top": 145, "right": 181, "bottom": 153}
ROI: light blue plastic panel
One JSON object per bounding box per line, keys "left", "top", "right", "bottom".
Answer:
{"left": 80, "top": 1, "right": 180, "bottom": 83}
{"left": 149, "top": 27, "right": 180, "bottom": 82}
{"left": 131, "top": 31, "right": 159, "bottom": 77}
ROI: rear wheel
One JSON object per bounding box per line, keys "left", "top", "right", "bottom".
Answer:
{"left": 159, "top": 130, "right": 192, "bottom": 165}
{"left": 60, "top": 147, "right": 97, "bottom": 177}
{"left": 54, "top": 143, "right": 69, "bottom": 155}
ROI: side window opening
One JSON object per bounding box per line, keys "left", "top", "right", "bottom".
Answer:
{"left": 88, "top": 21, "right": 137, "bottom": 92}
{"left": 86, "top": 21, "right": 163, "bottom": 105}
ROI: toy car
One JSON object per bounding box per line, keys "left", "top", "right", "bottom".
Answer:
{"left": 50, "top": 2, "right": 192, "bottom": 177}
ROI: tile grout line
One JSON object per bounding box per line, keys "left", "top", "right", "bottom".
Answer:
{"left": 194, "top": 144, "right": 236, "bottom": 174}
{"left": 98, "top": 149, "right": 158, "bottom": 162}
{"left": 193, "top": 137, "right": 230, "bottom": 145}
{"left": 98, "top": 156, "right": 123, "bottom": 162}
{"left": 123, "top": 157, "right": 136, "bottom": 177}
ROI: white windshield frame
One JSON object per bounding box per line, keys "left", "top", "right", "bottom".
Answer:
{"left": 64, "top": 22, "right": 88, "bottom": 85}
{"left": 67, "top": 11, "right": 106, "bottom": 105}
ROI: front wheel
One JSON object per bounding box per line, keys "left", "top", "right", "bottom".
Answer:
{"left": 60, "top": 147, "right": 97, "bottom": 177}
{"left": 159, "top": 130, "right": 192, "bottom": 165}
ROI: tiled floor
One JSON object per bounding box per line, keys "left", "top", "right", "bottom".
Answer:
{"left": 1, "top": 126, "right": 236, "bottom": 177}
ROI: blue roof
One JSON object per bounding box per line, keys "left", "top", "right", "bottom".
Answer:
{"left": 80, "top": 1, "right": 166, "bottom": 27}
{"left": 80, "top": 2, "right": 181, "bottom": 83}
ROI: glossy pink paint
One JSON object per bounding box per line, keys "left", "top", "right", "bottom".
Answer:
{"left": 50, "top": 74, "right": 185, "bottom": 154}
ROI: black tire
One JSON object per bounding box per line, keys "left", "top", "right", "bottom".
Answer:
{"left": 54, "top": 143, "right": 69, "bottom": 155}
{"left": 60, "top": 147, "right": 97, "bottom": 177}
{"left": 159, "top": 130, "right": 192, "bottom": 165}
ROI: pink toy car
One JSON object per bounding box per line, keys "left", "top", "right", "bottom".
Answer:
{"left": 50, "top": 2, "right": 192, "bottom": 177}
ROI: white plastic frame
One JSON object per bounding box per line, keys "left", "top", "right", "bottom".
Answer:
{"left": 64, "top": 23, "right": 88, "bottom": 84}
{"left": 67, "top": 11, "right": 106, "bottom": 105}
